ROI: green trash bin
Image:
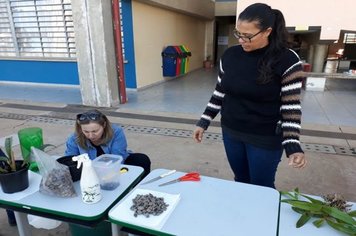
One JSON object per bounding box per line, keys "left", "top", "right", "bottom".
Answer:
{"left": 69, "top": 221, "right": 112, "bottom": 236}
{"left": 18, "top": 127, "right": 43, "bottom": 171}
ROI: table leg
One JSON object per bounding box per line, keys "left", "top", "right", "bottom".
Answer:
{"left": 111, "top": 223, "right": 123, "bottom": 236}
{"left": 14, "top": 211, "right": 32, "bottom": 236}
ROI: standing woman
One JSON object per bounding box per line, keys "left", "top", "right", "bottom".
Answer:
{"left": 193, "top": 3, "right": 306, "bottom": 188}
{"left": 65, "top": 109, "right": 151, "bottom": 177}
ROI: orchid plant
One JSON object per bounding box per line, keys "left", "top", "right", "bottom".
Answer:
{"left": 281, "top": 188, "right": 356, "bottom": 235}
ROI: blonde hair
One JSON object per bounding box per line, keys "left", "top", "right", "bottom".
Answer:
{"left": 75, "top": 109, "right": 113, "bottom": 149}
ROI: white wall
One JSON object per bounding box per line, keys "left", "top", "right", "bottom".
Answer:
{"left": 215, "top": 1, "right": 237, "bottom": 16}
{"left": 135, "top": 0, "right": 215, "bottom": 20}
{"left": 236, "top": 0, "right": 356, "bottom": 40}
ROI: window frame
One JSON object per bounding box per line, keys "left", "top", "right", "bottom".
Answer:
{"left": 0, "top": 0, "right": 76, "bottom": 61}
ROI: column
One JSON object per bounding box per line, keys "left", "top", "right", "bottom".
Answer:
{"left": 307, "top": 44, "right": 314, "bottom": 65}
{"left": 307, "top": 44, "right": 328, "bottom": 91}
{"left": 71, "top": 0, "right": 119, "bottom": 107}
{"left": 205, "top": 20, "right": 214, "bottom": 63}
{"left": 312, "top": 44, "right": 328, "bottom": 73}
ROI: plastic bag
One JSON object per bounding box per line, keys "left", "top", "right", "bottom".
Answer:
{"left": 31, "top": 147, "right": 77, "bottom": 198}
{"left": 27, "top": 214, "right": 62, "bottom": 229}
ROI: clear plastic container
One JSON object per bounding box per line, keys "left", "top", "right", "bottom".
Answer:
{"left": 92, "top": 154, "right": 123, "bottom": 190}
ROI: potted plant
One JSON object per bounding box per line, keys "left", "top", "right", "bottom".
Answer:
{"left": 0, "top": 136, "right": 30, "bottom": 193}
{"left": 203, "top": 55, "right": 213, "bottom": 69}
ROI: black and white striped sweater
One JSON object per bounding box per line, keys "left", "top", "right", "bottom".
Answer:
{"left": 197, "top": 45, "right": 304, "bottom": 156}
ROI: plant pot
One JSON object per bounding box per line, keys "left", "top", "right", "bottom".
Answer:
{"left": 56, "top": 156, "right": 82, "bottom": 182}
{"left": 203, "top": 60, "right": 213, "bottom": 69}
{"left": 0, "top": 161, "right": 29, "bottom": 194}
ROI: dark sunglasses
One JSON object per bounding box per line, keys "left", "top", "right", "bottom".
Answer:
{"left": 76, "top": 112, "right": 102, "bottom": 121}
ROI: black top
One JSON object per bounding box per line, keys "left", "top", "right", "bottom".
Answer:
{"left": 197, "top": 44, "right": 304, "bottom": 155}
{"left": 220, "top": 46, "right": 283, "bottom": 136}
{"left": 91, "top": 142, "right": 105, "bottom": 157}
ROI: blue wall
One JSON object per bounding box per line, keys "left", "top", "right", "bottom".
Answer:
{"left": 122, "top": 0, "right": 137, "bottom": 89}
{"left": 0, "top": 60, "right": 79, "bottom": 85}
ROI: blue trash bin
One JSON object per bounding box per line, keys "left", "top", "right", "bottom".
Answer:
{"left": 162, "top": 46, "right": 179, "bottom": 77}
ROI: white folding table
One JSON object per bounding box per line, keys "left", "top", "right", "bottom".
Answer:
{"left": 109, "top": 168, "right": 281, "bottom": 236}
{"left": 0, "top": 164, "right": 143, "bottom": 236}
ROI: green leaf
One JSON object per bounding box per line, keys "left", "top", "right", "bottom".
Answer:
{"left": 0, "top": 156, "right": 9, "bottom": 162}
{"left": 299, "top": 193, "right": 325, "bottom": 205}
{"left": 283, "top": 200, "right": 323, "bottom": 212}
{"left": 349, "top": 210, "right": 356, "bottom": 217}
{"left": 281, "top": 191, "right": 297, "bottom": 200}
{"left": 313, "top": 219, "right": 325, "bottom": 228}
{"left": 294, "top": 188, "right": 300, "bottom": 199}
{"left": 296, "top": 213, "right": 311, "bottom": 228}
{"left": 290, "top": 207, "right": 325, "bottom": 218}
{"left": 291, "top": 206, "right": 307, "bottom": 214}
{"left": 4, "top": 137, "right": 12, "bottom": 158}
{"left": 0, "top": 167, "right": 9, "bottom": 173}
{"left": 326, "top": 219, "right": 356, "bottom": 235}
{"left": 322, "top": 206, "right": 356, "bottom": 225}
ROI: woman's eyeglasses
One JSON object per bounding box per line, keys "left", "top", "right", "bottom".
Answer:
{"left": 233, "top": 29, "right": 262, "bottom": 43}
{"left": 76, "top": 112, "right": 102, "bottom": 121}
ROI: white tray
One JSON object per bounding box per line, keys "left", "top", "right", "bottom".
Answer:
{"left": 110, "top": 188, "right": 180, "bottom": 230}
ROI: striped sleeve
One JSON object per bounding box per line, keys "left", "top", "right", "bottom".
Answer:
{"left": 280, "top": 53, "right": 305, "bottom": 156}
{"left": 196, "top": 60, "right": 225, "bottom": 130}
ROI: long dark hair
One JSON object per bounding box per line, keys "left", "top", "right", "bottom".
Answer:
{"left": 238, "top": 3, "right": 289, "bottom": 84}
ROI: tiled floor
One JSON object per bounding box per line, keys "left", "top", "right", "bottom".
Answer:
{"left": 301, "top": 79, "right": 356, "bottom": 127}
{"left": 0, "top": 82, "right": 82, "bottom": 104}
{"left": 123, "top": 69, "right": 217, "bottom": 115}
{"left": 124, "top": 69, "right": 356, "bottom": 128}
{"left": 1, "top": 68, "right": 356, "bottom": 127}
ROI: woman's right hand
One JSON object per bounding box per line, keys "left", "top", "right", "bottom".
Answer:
{"left": 193, "top": 127, "right": 205, "bottom": 143}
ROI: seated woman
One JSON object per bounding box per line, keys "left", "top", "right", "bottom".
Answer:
{"left": 64, "top": 109, "right": 151, "bottom": 177}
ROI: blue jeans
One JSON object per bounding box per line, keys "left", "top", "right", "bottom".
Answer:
{"left": 222, "top": 130, "right": 282, "bottom": 188}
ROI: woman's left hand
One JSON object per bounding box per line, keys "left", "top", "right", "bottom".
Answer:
{"left": 288, "top": 152, "right": 307, "bottom": 169}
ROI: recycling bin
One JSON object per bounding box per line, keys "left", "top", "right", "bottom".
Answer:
{"left": 18, "top": 127, "right": 43, "bottom": 161}
{"left": 180, "top": 45, "right": 191, "bottom": 74}
{"left": 162, "top": 46, "right": 179, "bottom": 77}
{"left": 162, "top": 45, "right": 191, "bottom": 77}
{"left": 173, "top": 46, "right": 183, "bottom": 75}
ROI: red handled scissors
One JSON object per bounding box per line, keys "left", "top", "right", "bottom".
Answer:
{"left": 158, "top": 172, "right": 200, "bottom": 187}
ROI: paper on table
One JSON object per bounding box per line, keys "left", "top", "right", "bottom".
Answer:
{"left": 0, "top": 171, "right": 41, "bottom": 201}
{"left": 110, "top": 188, "right": 180, "bottom": 230}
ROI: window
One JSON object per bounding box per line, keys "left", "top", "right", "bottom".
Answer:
{"left": 0, "top": 0, "right": 76, "bottom": 59}
{"left": 344, "top": 33, "right": 356, "bottom": 44}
